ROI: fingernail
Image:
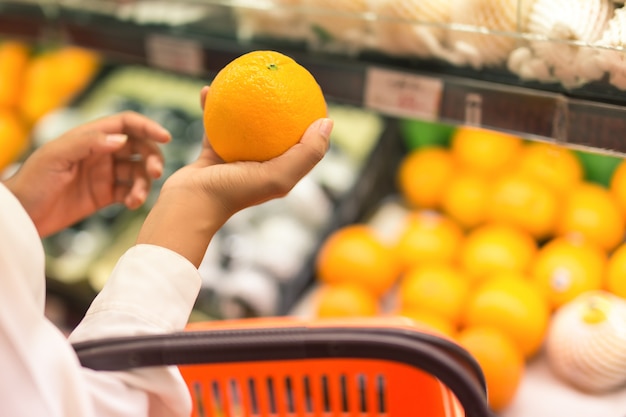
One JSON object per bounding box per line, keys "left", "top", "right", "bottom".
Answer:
{"left": 318, "top": 118, "right": 334, "bottom": 139}
{"left": 106, "top": 134, "right": 128, "bottom": 144}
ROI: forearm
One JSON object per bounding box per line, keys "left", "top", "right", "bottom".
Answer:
{"left": 136, "top": 191, "right": 229, "bottom": 268}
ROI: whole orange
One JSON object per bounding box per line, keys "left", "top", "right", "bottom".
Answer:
{"left": 462, "top": 272, "right": 550, "bottom": 358}
{"left": 316, "top": 283, "right": 379, "bottom": 318}
{"left": 0, "top": 41, "right": 30, "bottom": 108}
{"left": 396, "top": 146, "right": 456, "bottom": 209}
{"left": 606, "top": 243, "right": 626, "bottom": 299}
{"left": 487, "top": 172, "right": 560, "bottom": 240}
{"left": 315, "top": 224, "right": 400, "bottom": 296}
{"left": 530, "top": 235, "right": 607, "bottom": 310}
{"left": 441, "top": 169, "right": 491, "bottom": 230}
{"left": 459, "top": 223, "right": 538, "bottom": 284}
{"left": 514, "top": 142, "right": 583, "bottom": 195}
{"left": 556, "top": 182, "right": 625, "bottom": 252}
{"left": 203, "top": 50, "right": 327, "bottom": 162}
{"left": 398, "top": 263, "right": 470, "bottom": 326}
{"left": 394, "top": 210, "right": 464, "bottom": 271}
{"left": 450, "top": 126, "right": 523, "bottom": 176}
{"left": 609, "top": 158, "right": 626, "bottom": 218}
{"left": 0, "top": 110, "right": 29, "bottom": 171}
{"left": 457, "top": 325, "right": 525, "bottom": 412}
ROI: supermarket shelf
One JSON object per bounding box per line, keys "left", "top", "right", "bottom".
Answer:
{"left": 3, "top": 2, "right": 626, "bottom": 155}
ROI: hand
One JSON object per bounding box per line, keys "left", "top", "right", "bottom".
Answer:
{"left": 136, "top": 86, "right": 333, "bottom": 267}
{"left": 4, "top": 111, "right": 171, "bottom": 237}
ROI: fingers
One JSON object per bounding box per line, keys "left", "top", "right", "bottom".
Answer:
{"left": 263, "top": 118, "right": 333, "bottom": 189}
{"left": 200, "top": 86, "right": 209, "bottom": 111}
{"left": 84, "top": 111, "right": 172, "bottom": 144}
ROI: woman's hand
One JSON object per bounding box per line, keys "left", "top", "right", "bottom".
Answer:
{"left": 4, "top": 111, "right": 171, "bottom": 237}
{"left": 136, "top": 87, "right": 333, "bottom": 267}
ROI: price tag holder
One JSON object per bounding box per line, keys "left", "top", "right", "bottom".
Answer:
{"left": 364, "top": 67, "right": 443, "bottom": 121}
{"left": 145, "top": 34, "right": 204, "bottom": 76}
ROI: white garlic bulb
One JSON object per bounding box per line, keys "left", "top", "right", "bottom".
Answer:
{"left": 508, "top": 0, "right": 613, "bottom": 88}
{"left": 546, "top": 291, "right": 626, "bottom": 394}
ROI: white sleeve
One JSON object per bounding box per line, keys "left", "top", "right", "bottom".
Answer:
{"left": 0, "top": 183, "right": 202, "bottom": 417}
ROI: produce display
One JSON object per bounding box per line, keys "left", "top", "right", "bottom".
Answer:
{"left": 309, "top": 121, "right": 626, "bottom": 412}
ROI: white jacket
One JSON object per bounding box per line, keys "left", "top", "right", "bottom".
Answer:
{"left": 0, "top": 183, "right": 201, "bottom": 417}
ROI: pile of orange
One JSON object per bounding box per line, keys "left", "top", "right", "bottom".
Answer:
{"left": 0, "top": 39, "right": 101, "bottom": 172}
{"left": 312, "top": 124, "right": 626, "bottom": 413}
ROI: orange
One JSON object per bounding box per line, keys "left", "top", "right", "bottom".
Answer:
{"left": 0, "top": 109, "right": 29, "bottom": 171}
{"left": 487, "top": 172, "right": 560, "bottom": 240}
{"left": 604, "top": 242, "right": 626, "bottom": 299}
{"left": 459, "top": 223, "right": 538, "bottom": 284}
{"left": 394, "top": 210, "right": 464, "bottom": 271}
{"left": 530, "top": 235, "right": 607, "bottom": 310}
{"left": 399, "top": 309, "right": 457, "bottom": 339}
{"left": 316, "top": 283, "right": 379, "bottom": 318}
{"left": 514, "top": 141, "right": 583, "bottom": 195}
{"left": 556, "top": 182, "right": 625, "bottom": 251}
{"left": 609, "top": 158, "right": 626, "bottom": 218}
{"left": 457, "top": 325, "right": 525, "bottom": 412}
{"left": 203, "top": 50, "right": 327, "bottom": 162}
{"left": 396, "top": 146, "right": 456, "bottom": 209}
{"left": 462, "top": 272, "right": 550, "bottom": 358}
{"left": 450, "top": 126, "right": 523, "bottom": 175}
{"left": 441, "top": 170, "right": 491, "bottom": 230}
{"left": 0, "top": 40, "right": 30, "bottom": 108}
{"left": 315, "top": 224, "right": 400, "bottom": 296}
{"left": 20, "top": 46, "right": 100, "bottom": 124}
{"left": 398, "top": 263, "right": 470, "bottom": 326}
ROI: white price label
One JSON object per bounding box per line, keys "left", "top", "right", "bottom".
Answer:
{"left": 145, "top": 34, "right": 204, "bottom": 76}
{"left": 364, "top": 67, "right": 443, "bottom": 120}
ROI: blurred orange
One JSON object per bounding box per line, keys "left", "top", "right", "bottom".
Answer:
{"left": 20, "top": 46, "right": 100, "bottom": 124}
{"left": 462, "top": 272, "right": 550, "bottom": 358}
{"left": 0, "top": 109, "right": 29, "bottom": 171}
{"left": 457, "top": 325, "right": 525, "bottom": 412}
{"left": 530, "top": 235, "right": 607, "bottom": 310}
{"left": 396, "top": 146, "right": 456, "bottom": 209}
{"left": 604, "top": 242, "right": 626, "bottom": 300}
{"left": 450, "top": 126, "right": 523, "bottom": 176}
{"left": 487, "top": 172, "right": 560, "bottom": 240}
{"left": 441, "top": 170, "right": 492, "bottom": 229}
{"left": 398, "top": 263, "right": 470, "bottom": 326}
{"left": 399, "top": 309, "right": 457, "bottom": 339}
{"left": 316, "top": 283, "right": 379, "bottom": 318}
{"left": 315, "top": 224, "right": 400, "bottom": 296}
{"left": 514, "top": 142, "right": 583, "bottom": 195}
{"left": 609, "top": 158, "right": 626, "bottom": 218}
{"left": 556, "top": 182, "right": 625, "bottom": 252}
{"left": 0, "top": 40, "right": 30, "bottom": 108}
{"left": 459, "top": 223, "right": 538, "bottom": 284}
{"left": 394, "top": 210, "right": 464, "bottom": 271}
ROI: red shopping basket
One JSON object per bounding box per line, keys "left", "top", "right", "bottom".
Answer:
{"left": 73, "top": 317, "right": 492, "bottom": 417}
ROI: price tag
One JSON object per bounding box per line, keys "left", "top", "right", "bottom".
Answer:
{"left": 145, "top": 34, "right": 204, "bottom": 76}
{"left": 364, "top": 67, "right": 443, "bottom": 120}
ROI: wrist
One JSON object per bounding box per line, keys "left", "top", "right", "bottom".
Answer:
{"left": 136, "top": 188, "right": 230, "bottom": 268}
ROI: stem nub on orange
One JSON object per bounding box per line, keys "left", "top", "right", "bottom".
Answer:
{"left": 203, "top": 50, "right": 327, "bottom": 162}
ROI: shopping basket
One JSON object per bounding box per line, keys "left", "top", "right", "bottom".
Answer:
{"left": 73, "top": 317, "right": 493, "bottom": 417}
